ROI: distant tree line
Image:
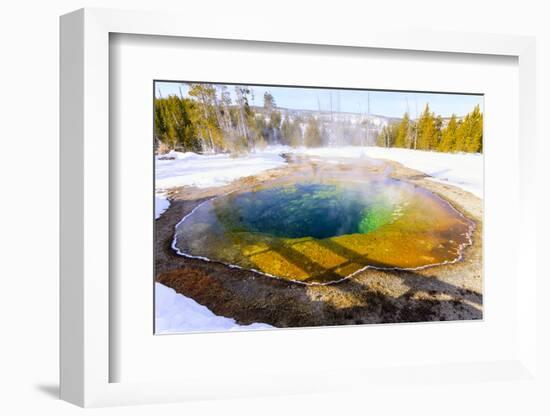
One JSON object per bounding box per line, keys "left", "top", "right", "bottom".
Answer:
{"left": 375, "top": 104, "right": 483, "bottom": 153}
{"left": 155, "top": 83, "right": 483, "bottom": 154}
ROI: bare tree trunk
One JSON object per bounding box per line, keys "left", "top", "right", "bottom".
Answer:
{"left": 198, "top": 92, "right": 215, "bottom": 152}
{"left": 235, "top": 87, "right": 253, "bottom": 151}
{"left": 413, "top": 97, "right": 418, "bottom": 150}
{"left": 212, "top": 92, "right": 234, "bottom": 150}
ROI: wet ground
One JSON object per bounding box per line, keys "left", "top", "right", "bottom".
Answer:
{"left": 155, "top": 153, "right": 483, "bottom": 327}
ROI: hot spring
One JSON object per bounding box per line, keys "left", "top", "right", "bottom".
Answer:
{"left": 173, "top": 179, "right": 475, "bottom": 284}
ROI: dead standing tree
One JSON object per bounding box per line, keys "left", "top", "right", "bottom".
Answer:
{"left": 235, "top": 86, "right": 254, "bottom": 151}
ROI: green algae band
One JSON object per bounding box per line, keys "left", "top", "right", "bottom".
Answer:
{"left": 173, "top": 180, "right": 475, "bottom": 284}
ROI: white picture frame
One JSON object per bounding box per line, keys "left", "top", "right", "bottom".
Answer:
{"left": 60, "top": 7, "right": 538, "bottom": 407}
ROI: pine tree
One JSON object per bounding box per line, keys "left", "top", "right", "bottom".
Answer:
{"left": 280, "top": 116, "right": 293, "bottom": 146}
{"left": 250, "top": 116, "right": 267, "bottom": 148}
{"left": 450, "top": 105, "right": 481, "bottom": 153}
{"left": 376, "top": 123, "right": 398, "bottom": 148}
{"left": 304, "top": 117, "right": 322, "bottom": 147}
{"left": 433, "top": 115, "right": 443, "bottom": 149}
{"left": 394, "top": 113, "right": 411, "bottom": 148}
{"left": 463, "top": 105, "right": 483, "bottom": 152}
{"left": 454, "top": 119, "right": 466, "bottom": 152}
{"left": 417, "top": 104, "right": 437, "bottom": 150}
{"left": 187, "top": 83, "right": 224, "bottom": 152}
{"left": 438, "top": 114, "right": 458, "bottom": 152}
{"left": 154, "top": 95, "right": 201, "bottom": 153}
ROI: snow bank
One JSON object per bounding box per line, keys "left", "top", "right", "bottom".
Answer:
{"left": 155, "top": 148, "right": 287, "bottom": 190}
{"left": 155, "top": 192, "right": 170, "bottom": 219}
{"left": 155, "top": 282, "right": 273, "bottom": 333}
{"left": 297, "top": 146, "right": 483, "bottom": 197}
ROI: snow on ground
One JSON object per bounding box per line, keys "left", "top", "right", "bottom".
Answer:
{"left": 155, "top": 282, "right": 272, "bottom": 334}
{"left": 155, "top": 148, "right": 287, "bottom": 190}
{"left": 297, "top": 146, "right": 483, "bottom": 198}
{"left": 155, "top": 148, "right": 287, "bottom": 220}
{"left": 155, "top": 192, "right": 170, "bottom": 219}
{"left": 156, "top": 146, "right": 482, "bottom": 198}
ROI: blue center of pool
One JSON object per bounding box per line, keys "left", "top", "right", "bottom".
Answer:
{"left": 213, "top": 183, "right": 396, "bottom": 239}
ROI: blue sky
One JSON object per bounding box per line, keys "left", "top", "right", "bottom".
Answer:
{"left": 155, "top": 81, "right": 483, "bottom": 118}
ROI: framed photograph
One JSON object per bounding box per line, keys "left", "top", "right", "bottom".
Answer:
{"left": 60, "top": 8, "right": 538, "bottom": 407}
{"left": 153, "top": 81, "right": 483, "bottom": 334}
